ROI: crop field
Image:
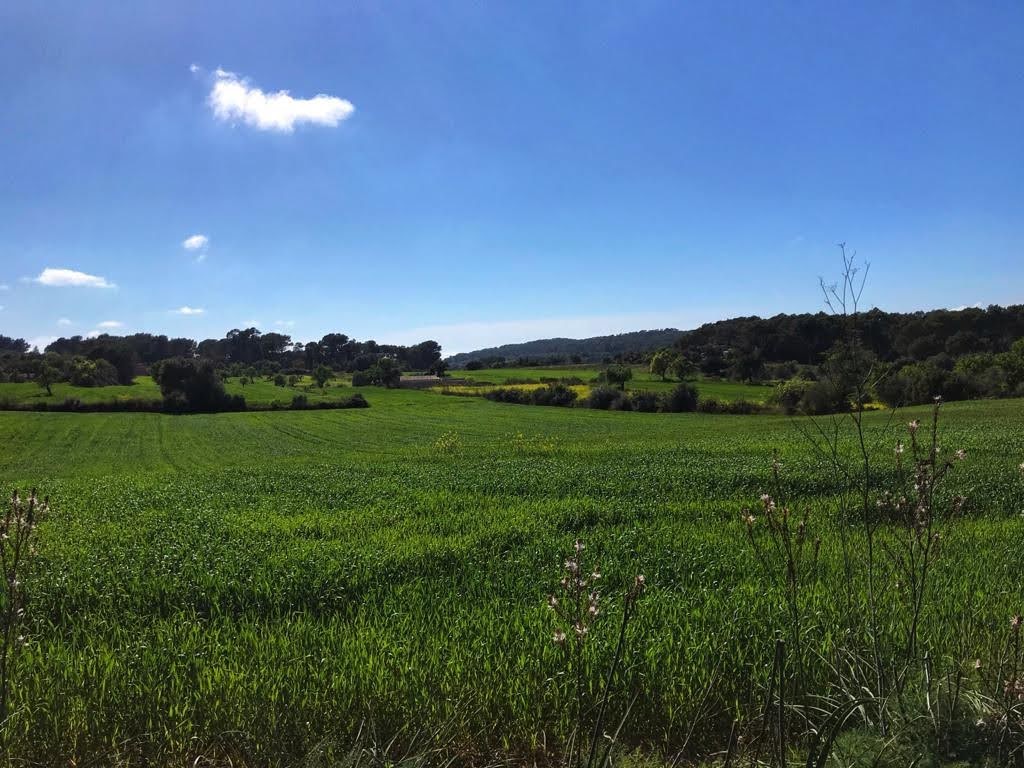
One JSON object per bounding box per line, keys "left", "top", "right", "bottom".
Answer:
{"left": 452, "top": 366, "right": 773, "bottom": 401}
{"left": 1, "top": 391, "right": 1023, "bottom": 765}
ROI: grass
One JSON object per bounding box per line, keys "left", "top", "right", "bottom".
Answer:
{"left": 0, "top": 375, "right": 356, "bottom": 408}
{"left": 452, "top": 365, "right": 772, "bottom": 401}
{"left": 0, "top": 391, "right": 1022, "bottom": 764}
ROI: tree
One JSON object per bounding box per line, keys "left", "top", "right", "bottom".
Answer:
{"left": 35, "top": 363, "right": 59, "bottom": 396}
{"left": 669, "top": 355, "right": 696, "bottom": 381}
{"left": 152, "top": 357, "right": 242, "bottom": 412}
{"left": 375, "top": 358, "right": 402, "bottom": 388}
{"left": 603, "top": 364, "right": 633, "bottom": 391}
{"left": 430, "top": 359, "right": 449, "bottom": 378}
{"left": 313, "top": 364, "right": 333, "bottom": 389}
{"left": 87, "top": 342, "right": 137, "bottom": 385}
{"left": 0, "top": 335, "right": 29, "bottom": 354}
{"left": 649, "top": 350, "right": 672, "bottom": 380}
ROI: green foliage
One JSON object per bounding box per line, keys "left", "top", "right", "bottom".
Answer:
{"left": 151, "top": 357, "right": 245, "bottom": 413}
{"left": 68, "top": 357, "right": 119, "bottom": 387}
{"left": 312, "top": 364, "right": 333, "bottom": 389}
{"left": 662, "top": 382, "right": 698, "bottom": 412}
{"left": 602, "top": 364, "right": 633, "bottom": 391}
{"left": 649, "top": 350, "right": 672, "bottom": 380}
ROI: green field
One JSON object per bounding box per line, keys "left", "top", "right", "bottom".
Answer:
{"left": 453, "top": 365, "right": 773, "bottom": 401}
{"left": 0, "top": 375, "right": 355, "bottom": 407}
{"left": 1, "top": 391, "right": 1023, "bottom": 764}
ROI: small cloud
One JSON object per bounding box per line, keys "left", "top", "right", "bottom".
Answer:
{"left": 274, "top": 319, "right": 296, "bottom": 328}
{"left": 189, "top": 63, "right": 200, "bottom": 74}
{"left": 208, "top": 68, "right": 355, "bottom": 132}
{"left": 183, "top": 234, "right": 208, "bottom": 250}
{"left": 242, "top": 319, "right": 261, "bottom": 328}
{"left": 173, "top": 306, "right": 205, "bottom": 316}
{"left": 96, "top": 320, "right": 124, "bottom": 329}
{"left": 0, "top": 305, "right": 4, "bottom": 311}
{"left": 31, "top": 267, "right": 115, "bottom": 288}
{"left": 0, "top": 284, "right": 9, "bottom": 291}
{"left": 57, "top": 317, "right": 73, "bottom": 326}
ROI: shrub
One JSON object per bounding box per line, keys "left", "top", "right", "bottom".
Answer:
{"left": 274, "top": 374, "right": 287, "bottom": 387}
{"left": 530, "top": 383, "right": 578, "bottom": 407}
{"left": 351, "top": 371, "right": 373, "bottom": 387}
{"left": 631, "top": 391, "right": 661, "bottom": 412}
{"left": 772, "top": 377, "right": 813, "bottom": 415}
{"left": 152, "top": 357, "right": 244, "bottom": 413}
{"left": 484, "top": 388, "right": 530, "bottom": 405}
{"left": 662, "top": 383, "right": 699, "bottom": 413}
{"left": 290, "top": 394, "right": 309, "bottom": 410}
{"left": 584, "top": 385, "right": 623, "bottom": 410}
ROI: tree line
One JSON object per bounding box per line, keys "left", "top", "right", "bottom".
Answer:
{"left": 0, "top": 328, "right": 444, "bottom": 388}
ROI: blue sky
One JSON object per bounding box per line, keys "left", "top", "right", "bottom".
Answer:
{"left": 2, "top": 2, "right": 1022, "bottom": 354}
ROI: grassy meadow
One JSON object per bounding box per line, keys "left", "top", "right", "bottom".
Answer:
{"left": 448, "top": 365, "right": 772, "bottom": 402}
{"left": 1, "top": 389, "right": 1023, "bottom": 765}
{"left": 0, "top": 375, "right": 355, "bottom": 407}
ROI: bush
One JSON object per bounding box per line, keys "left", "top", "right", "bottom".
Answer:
{"left": 274, "top": 374, "right": 287, "bottom": 387}
{"left": 484, "top": 388, "right": 530, "bottom": 405}
{"left": 152, "top": 357, "right": 244, "bottom": 413}
{"left": 351, "top": 371, "right": 373, "bottom": 387}
{"left": 290, "top": 394, "right": 309, "bottom": 410}
{"left": 584, "top": 385, "right": 622, "bottom": 410}
{"left": 631, "top": 391, "right": 661, "bottom": 412}
{"left": 662, "top": 383, "right": 699, "bottom": 413}
{"left": 529, "top": 383, "right": 578, "bottom": 407}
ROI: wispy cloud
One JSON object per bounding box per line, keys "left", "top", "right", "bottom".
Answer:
{"left": 274, "top": 319, "right": 296, "bottom": 328}
{"left": 952, "top": 302, "right": 983, "bottom": 311}
{"left": 242, "top": 319, "right": 262, "bottom": 328}
{"left": 0, "top": 284, "right": 9, "bottom": 291}
{"left": 172, "top": 306, "right": 205, "bottom": 316}
{"left": 57, "top": 317, "right": 73, "bottom": 326}
{"left": 96, "top": 320, "right": 123, "bottom": 329}
{"left": 208, "top": 68, "right": 355, "bottom": 132}
{"left": 31, "top": 267, "right": 115, "bottom": 288}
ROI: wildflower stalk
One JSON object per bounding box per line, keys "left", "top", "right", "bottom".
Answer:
{"left": 0, "top": 489, "right": 47, "bottom": 736}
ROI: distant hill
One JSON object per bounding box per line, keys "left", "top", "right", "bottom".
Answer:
{"left": 446, "top": 328, "right": 682, "bottom": 368}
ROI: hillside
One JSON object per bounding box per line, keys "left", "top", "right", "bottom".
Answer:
{"left": 445, "top": 328, "right": 681, "bottom": 367}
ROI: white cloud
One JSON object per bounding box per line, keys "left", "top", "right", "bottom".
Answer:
{"left": 242, "top": 319, "right": 262, "bottom": 328}
{"left": 183, "top": 234, "right": 208, "bottom": 250}
{"left": 57, "top": 317, "right": 73, "bottom": 326}
{"left": 27, "top": 335, "right": 57, "bottom": 352}
{"left": 208, "top": 68, "right": 355, "bottom": 132}
{"left": 0, "top": 305, "right": 4, "bottom": 311}
{"left": 274, "top": 319, "right": 296, "bottom": 328}
{"left": 96, "top": 320, "right": 123, "bottom": 329}
{"left": 0, "top": 284, "right": 9, "bottom": 291}
{"left": 31, "top": 267, "right": 114, "bottom": 288}
{"left": 173, "top": 306, "right": 205, "bottom": 316}
{"left": 189, "top": 63, "right": 200, "bottom": 74}
{"left": 951, "top": 302, "right": 983, "bottom": 311}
